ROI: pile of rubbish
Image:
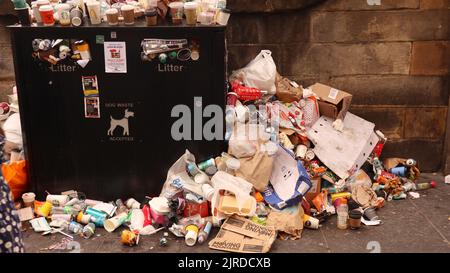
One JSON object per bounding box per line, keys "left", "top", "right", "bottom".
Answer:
{"left": 7, "top": 50, "right": 440, "bottom": 253}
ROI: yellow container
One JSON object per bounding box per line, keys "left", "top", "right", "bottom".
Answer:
{"left": 331, "top": 192, "right": 351, "bottom": 202}
{"left": 38, "top": 201, "right": 52, "bottom": 217}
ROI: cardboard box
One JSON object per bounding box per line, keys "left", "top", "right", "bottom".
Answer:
{"left": 208, "top": 215, "right": 277, "bottom": 253}
{"left": 308, "top": 83, "right": 352, "bottom": 120}
{"left": 307, "top": 112, "right": 379, "bottom": 180}
{"left": 305, "top": 177, "right": 322, "bottom": 202}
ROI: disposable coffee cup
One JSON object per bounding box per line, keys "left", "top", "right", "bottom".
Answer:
{"left": 121, "top": 5, "right": 135, "bottom": 25}
{"left": 348, "top": 210, "right": 362, "bottom": 230}
{"left": 125, "top": 198, "right": 141, "bottom": 209}
{"left": 22, "top": 192, "right": 36, "bottom": 207}
{"left": 184, "top": 2, "right": 197, "bottom": 25}
{"left": 144, "top": 8, "right": 157, "bottom": 26}
{"left": 31, "top": 2, "right": 42, "bottom": 23}
{"left": 39, "top": 4, "right": 54, "bottom": 26}
{"left": 168, "top": 1, "right": 183, "bottom": 25}
{"left": 104, "top": 212, "right": 128, "bottom": 232}
{"left": 87, "top": 1, "right": 101, "bottom": 25}
{"left": 185, "top": 225, "right": 199, "bottom": 246}
{"left": 46, "top": 194, "right": 69, "bottom": 207}
{"left": 70, "top": 7, "right": 83, "bottom": 26}
{"left": 105, "top": 8, "right": 119, "bottom": 25}
{"left": 15, "top": 7, "right": 31, "bottom": 26}
{"left": 56, "top": 3, "right": 71, "bottom": 26}
{"left": 217, "top": 8, "right": 230, "bottom": 26}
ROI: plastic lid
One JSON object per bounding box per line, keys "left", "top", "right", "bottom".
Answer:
{"left": 36, "top": 0, "right": 50, "bottom": 4}
{"left": 226, "top": 158, "right": 240, "bottom": 171}
{"left": 144, "top": 8, "right": 157, "bottom": 16}
{"left": 56, "top": 3, "right": 71, "bottom": 10}
{"left": 39, "top": 4, "right": 53, "bottom": 11}
{"left": 105, "top": 8, "right": 118, "bottom": 14}
{"left": 184, "top": 2, "right": 198, "bottom": 9}
{"left": 169, "top": 1, "right": 184, "bottom": 8}
{"left": 265, "top": 141, "right": 278, "bottom": 156}
{"left": 121, "top": 4, "right": 135, "bottom": 11}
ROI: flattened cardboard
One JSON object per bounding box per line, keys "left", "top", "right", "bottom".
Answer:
{"left": 208, "top": 215, "right": 277, "bottom": 253}
{"left": 305, "top": 176, "right": 322, "bottom": 202}
{"left": 307, "top": 112, "right": 378, "bottom": 179}
{"left": 309, "top": 83, "right": 352, "bottom": 120}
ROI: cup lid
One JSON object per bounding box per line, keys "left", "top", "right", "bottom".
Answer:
{"left": 121, "top": 4, "right": 135, "bottom": 11}
{"left": 56, "top": 3, "right": 71, "bottom": 10}
{"left": 168, "top": 1, "right": 184, "bottom": 8}
{"left": 39, "top": 4, "right": 53, "bottom": 11}
{"left": 184, "top": 2, "right": 198, "bottom": 9}
{"left": 36, "top": 0, "right": 50, "bottom": 4}
{"left": 144, "top": 8, "right": 157, "bottom": 16}
{"left": 105, "top": 8, "right": 118, "bottom": 14}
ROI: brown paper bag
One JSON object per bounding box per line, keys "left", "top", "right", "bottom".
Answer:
{"left": 235, "top": 151, "right": 274, "bottom": 192}
{"left": 275, "top": 73, "right": 303, "bottom": 103}
{"left": 266, "top": 205, "right": 304, "bottom": 240}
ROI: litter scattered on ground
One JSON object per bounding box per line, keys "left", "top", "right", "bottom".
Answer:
{"left": 3, "top": 48, "right": 442, "bottom": 253}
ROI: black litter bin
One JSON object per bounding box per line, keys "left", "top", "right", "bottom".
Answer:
{"left": 9, "top": 21, "right": 227, "bottom": 200}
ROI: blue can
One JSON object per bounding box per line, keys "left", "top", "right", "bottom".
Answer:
{"left": 390, "top": 166, "right": 407, "bottom": 177}
{"left": 85, "top": 207, "right": 107, "bottom": 227}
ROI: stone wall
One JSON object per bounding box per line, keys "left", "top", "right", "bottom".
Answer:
{"left": 0, "top": 0, "right": 449, "bottom": 171}
{"left": 227, "top": 0, "right": 450, "bottom": 172}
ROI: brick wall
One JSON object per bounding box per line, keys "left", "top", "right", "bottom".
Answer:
{"left": 227, "top": 0, "right": 450, "bottom": 172}
{"left": 0, "top": 0, "right": 449, "bottom": 171}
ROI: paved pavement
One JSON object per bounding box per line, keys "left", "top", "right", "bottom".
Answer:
{"left": 22, "top": 173, "right": 450, "bottom": 253}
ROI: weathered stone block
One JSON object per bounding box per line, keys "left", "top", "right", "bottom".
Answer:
{"left": 0, "top": 80, "right": 15, "bottom": 102}
{"left": 227, "top": 12, "right": 310, "bottom": 44}
{"left": 404, "top": 107, "right": 447, "bottom": 138}
{"left": 410, "top": 41, "right": 450, "bottom": 75}
{"left": 350, "top": 106, "right": 405, "bottom": 139}
{"left": 420, "top": 0, "right": 450, "bottom": 9}
{"left": 0, "top": 43, "right": 12, "bottom": 60}
{"left": 311, "top": 11, "right": 449, "bottom": 42}
{"left": 326, "top": 75, "right": 448, "bottom": 106}
{"left": 228, "top": 0, "right": 324, "bottom": 13}
{"left": 381, "top": 139, "right": 443, "bottom": 171}
{"left": 314, "top": 0, "right": 420, "bottom": 10}
{"left": 282, "top": 42, "right": 411, "bottom": 77}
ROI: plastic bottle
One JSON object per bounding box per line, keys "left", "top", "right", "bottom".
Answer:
{"left": 416, "top": 181, "right": 437, "bottom": 190}
{"left": 197, "top": 222, "right": 212, "bottom": 244}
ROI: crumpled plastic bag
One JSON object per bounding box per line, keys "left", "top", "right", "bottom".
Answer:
{"left": 2, "top": 160, "right": 28, "bottom": 201}
{"left": 230, "top": 50, "right": 277, "bottom": 95}
{"left": 159, "top": 150, "right": 207, "bottom": 198}
{"left": 210, "top": 171, "right": 257, "bottom": 220}
{"left": 228, "top": 123, "right": 269, "bottom": 158}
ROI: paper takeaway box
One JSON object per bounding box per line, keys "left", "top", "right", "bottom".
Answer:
{"left": 307, "top": 112, "right": 379, "bottom": 180}
{"left": 308, "top": 83, "right": 352, "bottom": 120}
{"left": 209, "top": 215, "right": 277, "bottom": 253}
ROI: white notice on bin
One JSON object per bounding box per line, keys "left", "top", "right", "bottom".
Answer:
{"left": 104, "top": 41, "right": 127, "bottom": 73}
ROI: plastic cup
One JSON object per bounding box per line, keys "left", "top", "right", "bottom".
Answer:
{"left": 15, "top": 7, "right": 31, "bottom": 26}
{"left": 105, "top": 8, "right": 119, "bottom": 25}
{"left": 31, "top": 2, "right": 42, "bottom": 23}
{"left": 168, "top": 1, "right": 183, "bottom": 25}
{"left": 217, "top": 8, "right": 230, "bottom": 26}
{"left": 103, "top": 212, "right": 128, "bottom": 232}
{"left": 184, "top": 2, "right": 197, "bottom": 25}
{"left": 144, "top": 8, "right": 157, "bottom": 26}
{"left": 336, "top": 204, "right": 348, "bottom": 230}
{"left": 55, "top": 3, "right": 71, "bottom": 26}
{"left": 86, "top": 1, "right": 101, "bottom": 25}
{"left": 22, "top": 192, "right": 36, "bottom": 207}
{"left": 39, "top": 4, "right": 54, "bottom": 26}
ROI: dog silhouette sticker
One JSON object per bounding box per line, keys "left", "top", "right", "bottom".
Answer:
{"left": 107, "top": 108, "right": 134, "bottom": 136}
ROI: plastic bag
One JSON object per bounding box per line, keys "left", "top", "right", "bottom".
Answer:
{"left": 230, "top": 50, "right": 277, "bottom": 95}
{"left": 210, "top": 171, "right": 257, "bottom": 220}
{"left": 159, "top": 150, "right": 206, "bottom": 198}
{"left": 1, "top": 160, "right": 28, "bottom": 201}
{"left": 228, "top": 123, "right": 269, "bottom": 158}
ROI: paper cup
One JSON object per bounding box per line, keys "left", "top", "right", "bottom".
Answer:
{"left": 39, "top": 5, "right": 54, "bottom": 26}
{"left": 185, "top": 225, "right": 199, "bottom": 246}
{"left": 46, "top": 194, "right": 69, "bottom": 207}
{"left": 22, "top": 192, "right": 36, "bottom": 207}
{"left": 184, "top": 2, "right": 197, "bottom": 25}
{"left": 105, "top": 8, "right": 119, "bottom": 25}
{"left": 104, "top": 212, "right": 128, "bottom": 232}
{"left": 121, "top": 5, "right": 135, "bottom": 25}
{"left": 87, "top": 1, "right": 101, "bottom": 25}
{"left": 168, "top": 1, "right": 183, "bottom": 25}
{"left": 55, "top": 3, "right": 71, "bottom": 26}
